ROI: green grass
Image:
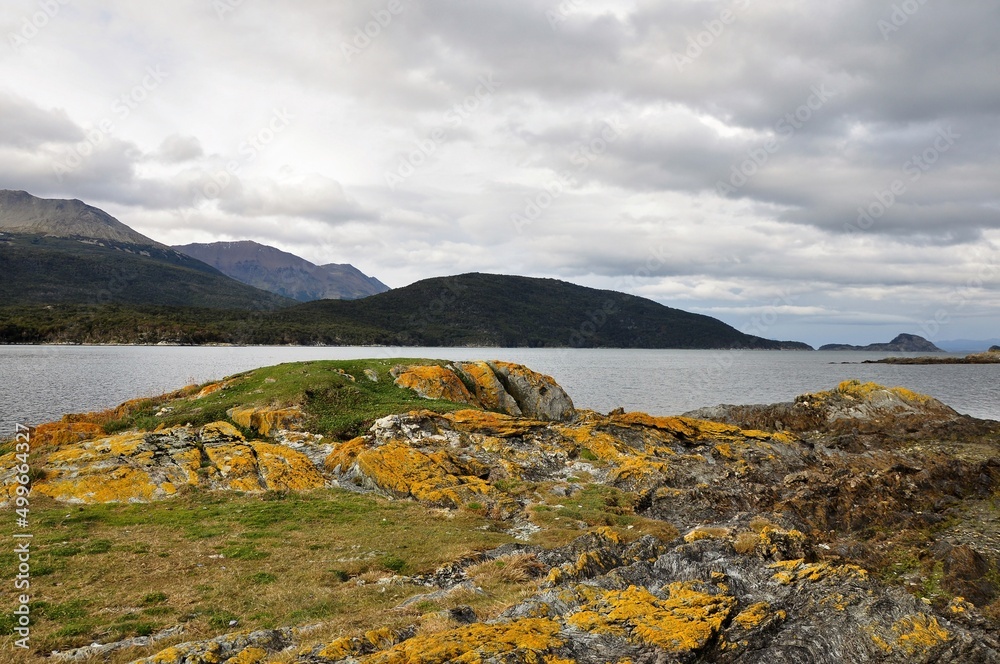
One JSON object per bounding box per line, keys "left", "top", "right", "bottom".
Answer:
{"left": 97, "top": 358, "right": 472, "bottom": 441}
{"left": 0, "top": 488, "right": 512, "bottom": 660}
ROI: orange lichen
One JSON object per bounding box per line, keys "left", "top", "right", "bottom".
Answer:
{"left": 193, "top": 381, "right": 228, "bottom": 399}
{"left": 455, "top": 361, "right": 521, "bottom": 415}
{"left": 566, "top": 583, "right": 735, "bottom": 653}
{"left": 357, "top": 617, "right": 565, "bottom": 664}
{"left": 250, "top": 442, "right": 328, "bottom": 491}
{"left": 768, "top": 559, "right": 868, "bottom": 585}
{"left": 223, "top": 646, "right": 268, "bottom": 663}
{"left": 31, "top": 421, "right": 104, "bottom": 448}
{"left": 733, "top": 602, "right": 773, "bottom": 629}
{"left": 892, "top": 614, "right": 951, "bottom": 655}
{"left": 325, "top": 436, "right": 370, "bottom": 472}
{"left": 683, "top": 527, "right": 731, "bottom": 544}
{"left": 355, "top": 440, "right": 492, "bottom": 507}
{"left": 394, "top": 365, "right": 480, "bottom": 406}
{"left": 228, "top": 407, "right": 304, "bottom": 436}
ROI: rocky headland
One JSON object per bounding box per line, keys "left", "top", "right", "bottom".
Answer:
{"left": 866, "top": 348, "right": 1000, "bottom": 364}
{"left": 3, "top": 360, "right": 1000, "bottom": 663}
{"left": 819, "top": 333, "right": 943, "bottom": 352}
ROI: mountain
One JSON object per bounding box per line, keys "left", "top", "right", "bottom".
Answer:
{"left": 0, "top": 191, "right": 293, "bottom": 310}
{"left": 279, "top": 272, "right": 814, "bottom": 349}
{"left": 819, "top": 333, "right": 943, "bottom": 352}
{"left": 173, "top": 240, "right": 389, "bottom": 301}
{"left": 936, "top": 338, "right": 1000, "bottom": 352}
{"left": 0, "top": 189, "right": 160, "bottom": 245}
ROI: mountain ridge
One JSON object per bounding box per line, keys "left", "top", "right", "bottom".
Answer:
{"left": 173, "top": 240, "right": 389, "bottom": 301}
{"left": 0, "top": 189, "right": 162, "bottom": 246}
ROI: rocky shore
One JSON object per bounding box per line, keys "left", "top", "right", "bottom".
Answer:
{"left": 3, "top": 360, "right": 1000, "bottom": 662}
{"left": 866, "top": 348, "right": 1000, "bottom": 364}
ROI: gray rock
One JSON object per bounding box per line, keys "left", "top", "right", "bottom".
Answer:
{"left": 486, "top": 361, "right": 574, "bottom": 421}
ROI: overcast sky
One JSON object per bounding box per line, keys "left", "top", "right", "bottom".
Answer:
{"left": 1, "top": 0, "right": 998, "bottom": 346}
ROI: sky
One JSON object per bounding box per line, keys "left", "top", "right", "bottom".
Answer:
{"left": 1, "top": 0, "right": 999, "bottom": 347}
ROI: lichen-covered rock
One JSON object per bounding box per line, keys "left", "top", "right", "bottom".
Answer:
{"left": 392, "top": 365, "right": 480, "bottom": 406}
{"left": 165, "top": 532, "right": 1000, "bottom": 664}
{"left": 130, "top": 628, "right": 296, "bottom": 664}
{"left": 227, "top": 406, "right": 304, "bottom": 436}
{"left": 453, "top": 360, "right": 522, "bottom": 416}
{"left": 6, "top": 422, "right": 327, "bottom": 504}
{"left": 487, "top": 360, "right": 575, "bottom": 421}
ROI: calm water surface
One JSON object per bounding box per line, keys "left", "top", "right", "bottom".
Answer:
{"left": 1, "top": 346, "right": 997, "bottom": 436}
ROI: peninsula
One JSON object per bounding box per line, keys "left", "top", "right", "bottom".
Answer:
{"left": 3, "top": 359, "right": 999, "bottom": 662}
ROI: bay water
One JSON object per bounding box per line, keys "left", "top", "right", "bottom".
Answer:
{"left": 1, "top": 345, "right": 997, "bottom": 437}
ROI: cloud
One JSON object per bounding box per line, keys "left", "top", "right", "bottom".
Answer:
{"left": 0, "top": 92, "right": 82, "bottom": 149}
{"left": 157, "top": 134, "right": 203, "bottom": 163}
{"left": 1, "top": 0, "right": 999, "bottom": 346}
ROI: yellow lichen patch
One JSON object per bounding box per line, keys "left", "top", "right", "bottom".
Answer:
{"left": 223, "top": 646, "right": 268, "bottom": 663}
{"left": 250, "top": 442, "right": 328, "bottom": 492}
{"left": 768, "top": 559, "right": 868, "bottom": 586}
{"left": 31, "top": 421, "right": 105, "bottom": 448}
{"left": 33, "top": 466, "right": 163, "bottom": 504}
{"left": 546, "top": 549, "right": 622, "bottom": 586}
{"left": 204, "top": 444, "right": 264, "bottom": 491}
{"left": 325, "top": 436, "right": 370, "bottom": 472}
{"left": 317, "top": 636, "right": 357, "bottom": 660}
{"left": 733, "top": 602, "right": 773, "bottom": 629}
{"left": 892, "top": 614, "right": 951, "bottom": 656}
{"left": 193, "top": 381, "right": 228, "bottom": 399}
{"left": 201, "top": 421, "right": 246, "bottom": 442}
{"left": 455, "top": 361, "right": 520, "bottom": 414}
{"left": 445, "top": 409, "right": 542, "bottom": 436}
{"left": 567, "top": 583, "right": 735, "bottom": 654}
{"left": 394, "top": 365, "right": 480, "bottom": 406}
{"left": 357, "top": 617, "right": 565, "bottom": 664}
{"left": 608, "top": 456, "right": 669, "bottom": 488}
{"left": 947, "top": 597, "right": 974, "bottom": 615}
{"left": 228, "top": 406, "right": 304, "bottom": 437}
{"left": 552, "top": 424, "right": 623, "bottom": 462}
{"left": 355, "top": 440, "right": 492, "bottom": 507}
{"left": 683, "top": 527, "right": 731, "bottom": 544}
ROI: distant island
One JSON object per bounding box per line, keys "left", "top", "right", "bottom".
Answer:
{"left": 865, "top": 347, "right": 1000, "bottom": 364}
{"left": 819, "top": 333, "right": 943, "bottom": 352}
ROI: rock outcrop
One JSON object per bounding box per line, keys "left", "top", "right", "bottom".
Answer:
{"left": 391, "top": 360, "right": 574, "bottom": 421}
{"left": 5, "top": 361, "right": 1000, "bottom": 663}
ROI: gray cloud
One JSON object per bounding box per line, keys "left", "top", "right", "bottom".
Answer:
{"left": 0, "top": 0, "right": 998, "bottom": 345}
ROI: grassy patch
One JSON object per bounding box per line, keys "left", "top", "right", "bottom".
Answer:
{"left": 0, "top": 489, "right": 512, "bottom": 660}
{"left": 96, "top": 359, "right": 472, "bottom": 441}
